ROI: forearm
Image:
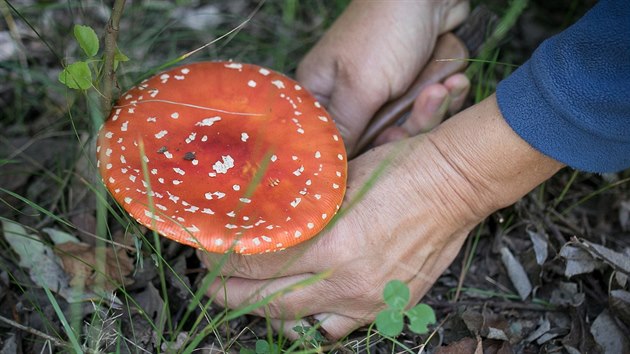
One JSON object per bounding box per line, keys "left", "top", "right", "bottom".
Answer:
{"left": 496, "top": 0, "right": 630, "bottom": 172}
{"left": 421, "top": 94, "right": 564, "bottom": 218}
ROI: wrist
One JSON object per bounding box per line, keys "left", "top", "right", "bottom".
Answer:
{"left": 422, "top": 94, "right": 564, "bottom": 218}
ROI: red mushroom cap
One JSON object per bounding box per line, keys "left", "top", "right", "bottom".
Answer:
{"left": 96, "top": 62, "right": 347, "bottom": 254}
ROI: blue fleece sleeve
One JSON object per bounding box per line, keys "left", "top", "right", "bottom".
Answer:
{"left": 496, "top": 0, "right": 630, "bottom": 173}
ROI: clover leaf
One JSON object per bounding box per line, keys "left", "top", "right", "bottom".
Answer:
{"left": 375, "top": 280, "right": 437, "bottom": 337}
{"left": 59, "top": 61, "right": 92, "bottom": 90}
{"left": 375, "top": 308, "right": 405, "bottom": 337}
{"left": 383, "top": 279, "right": 409, "bottom": 310}
{"left": 406, "top": 303, "right": 437, "bottom": 334}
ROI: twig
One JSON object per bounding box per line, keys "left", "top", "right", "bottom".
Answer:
{"left": 0, "top": 314, "right": 68, "bottom": 349}
{"left": 100, "top": 0, "right": 126, "bottom": 115}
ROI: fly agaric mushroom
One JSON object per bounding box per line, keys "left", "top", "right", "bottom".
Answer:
{"left": 96, "top": 62, "right": 347, "bottom": 254}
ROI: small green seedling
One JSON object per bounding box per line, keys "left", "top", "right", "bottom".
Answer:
{"left": 375, "top": 280, "right": 436, "bottom": 337}
{"left": 59, "top": 24, "right": 129, "bottom": 90}
{"left": 292, "top": 324, "right": 326, "bottom": 348}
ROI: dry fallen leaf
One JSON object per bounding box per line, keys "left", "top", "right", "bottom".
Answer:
{"left": 549, "top": 282, "right": 585, "bottom": 307}
{"left": 610, "top": 290, "right": 630, "bottom": 328}
{"left": 435, "top": 337, "right": 477, "bottom": 354}
{"left": 2, "top": 220, "right": 96, "bottom": 302}
{"left": 559, "top": 243, "right": 605, "bottom": 277}
{"left": 561, "top": 238, "right": 630, "bottom": 283}
{"left": 0, "top": 333, "right": 17, "bottom": 354}
{"left": 55, "top": 242, "right": 134, "bottom": 292}
{"left": 590, "top": 309, "right": 630, "bottom": 354}
{"left": 500, "top": 246, "right": 532, "bottom": 300}
{"left": 525, "top": 317, "right": 551, "bottom": 343}
{"left": 580, "top": 240, "right": 630, "bottom": 275}
{"left": 527, "top": 229, "right": 548, "bottom": 265}
{"left": 127, "top": 282, "right": 166, "bottom": 351}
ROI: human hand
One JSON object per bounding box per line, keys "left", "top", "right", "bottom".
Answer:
{"left": 199, "top": 135, "right": 480, "bottom": 339}
{"left": 198, "top": 96, "right": 563, "bottom": 340}
{"left": 296, "top": 0, "right": 470, "bottom": 155}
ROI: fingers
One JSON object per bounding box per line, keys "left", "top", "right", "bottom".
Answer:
{"left": 372, "top": 73, "right": 470, "bottom": 146}
{"left": 403, "top": 83, "right": 451, "bottom": 134}
{"left": 444, "top": 73, "right": 470, "bottom": 115}
{"left": 405, "top": 73, "right": 470, "bottom": 134}
{"left": 206, "top": 274, "right": 331, "bottom": 319}
{"left": 197, "top": 236, "right": 328, "bottom": 280}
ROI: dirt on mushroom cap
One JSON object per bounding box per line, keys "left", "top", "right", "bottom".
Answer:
{"left": 96, "top": 62, "right": 347, "bottom": 254}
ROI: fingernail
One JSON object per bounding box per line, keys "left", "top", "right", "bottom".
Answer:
{"left": 445, "top": 74, "right": 469, "bottom": 98}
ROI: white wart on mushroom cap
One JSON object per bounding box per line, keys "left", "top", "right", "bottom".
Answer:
{"left": 96, "top": 62, "right": 347, "bottom": 254}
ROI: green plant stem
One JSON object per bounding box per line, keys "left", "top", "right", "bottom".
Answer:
{"left": 466, "top": 0, "right": 528, "bottom": 78}
{"left": 553, "top": 170, "right": 579, "bottom": 208}
{"left": 553, "top": 169, "right": 579, "bottom": 208}
{"left": 100, "top": 0, "right": 126, "bottom": 115}
{"left": 561, "top": 176, "right": 630, "bottom": 215}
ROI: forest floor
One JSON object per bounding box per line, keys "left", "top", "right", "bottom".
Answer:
{"left": 1, "top": 0, "right": 629, "bottom": 353}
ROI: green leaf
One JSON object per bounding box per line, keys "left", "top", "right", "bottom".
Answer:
{"left": 292, "top": 325, "right": 325, "bottom": 346}
{"left": 74, "top": 24, "right": 99, "bottom": 57}
{"left": 59, "top": 61, "right": 92, "bottom": 90}
{"left": 383, "top": 280, "right": 409, "bottom": 310}
{"left": 113, "top": 48, "right": 130, "bottom": 70}
{"left": 406, "top": 303, "right": 436, "bottom": 334}
{"left": 292, "top": 325, "right": 326, "bottom": 348}
{"left": 255, "top": 340, "right": 269, "bottom": 354}
{"left": 375, "top": 308, "right": 404, "bottom": 337}
{"left": 255, "top": 340, "right": 281, "bottom": 354}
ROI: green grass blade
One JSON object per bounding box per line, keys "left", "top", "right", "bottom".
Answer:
{"left": 42, "top": 285, "right": 83, "bottom": 353}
